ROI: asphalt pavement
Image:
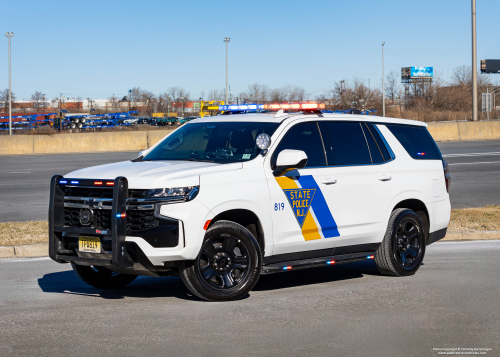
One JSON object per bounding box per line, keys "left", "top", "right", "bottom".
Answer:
{"left": 0, "top": 240, "right": 498, "bottom": 357}
{"left": 0, "top": 140, "right": 499, "bottom": 222}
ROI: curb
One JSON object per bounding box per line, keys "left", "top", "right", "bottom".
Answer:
{"left": 442, "top": 231, "right": 500, "bottom": 241}
{"left": 1, "top": 231, "right": 500, "bottom": 259}
{"left": 0, "top": 244, "right": 48, "bottom": 259}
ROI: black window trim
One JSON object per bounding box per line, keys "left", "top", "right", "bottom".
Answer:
{"left": 270, "top": 121, "right": 329, "bottom": 170}
{"left": 362, "top": 122, "right": 387, "bottom": 161}
{"left": 321, "top": 120, "right": 396, "bottom": 168}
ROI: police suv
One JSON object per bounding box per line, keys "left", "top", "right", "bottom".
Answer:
{"left": 49, "top": 107, "right": 451, "bottom": 301}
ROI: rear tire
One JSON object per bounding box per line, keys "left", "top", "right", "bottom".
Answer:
{"left": 179, "top": 220, "right": 262, "bottom": 301}
{"left": 375, "top": 208, "right": 426, "bottom": 277}
{"left": 71, "top": 262, "right": 137, "bottom": 289}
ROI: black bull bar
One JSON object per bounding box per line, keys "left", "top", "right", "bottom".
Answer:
{"left": 48, "top": 175, "right": 134, "bottom": 269}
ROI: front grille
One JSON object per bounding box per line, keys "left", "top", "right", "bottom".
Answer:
{"left": 64, "top": 186, "right": 113, "bottom": 199}
{"left": 62, "top": 187, "right": 156, "bottom": 232}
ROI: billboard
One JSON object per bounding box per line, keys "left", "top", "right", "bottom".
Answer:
{"left": 411, "top": 67, "right": 433, "bottom": 78}
{"left": 481, "top": 60, "right": 500, "bottom": 73}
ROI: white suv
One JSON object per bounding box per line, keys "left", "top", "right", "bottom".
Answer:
{"left": 49, "top": 112, "right": 451, "bottom": 301}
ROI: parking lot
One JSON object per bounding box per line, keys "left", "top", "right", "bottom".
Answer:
{"left": 1, "top": 240, "right": 498, "bottom": 356}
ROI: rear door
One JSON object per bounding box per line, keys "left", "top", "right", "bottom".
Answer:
{"left": 321, "top": 121, "right": 397, "bottom": 246}
{"left": 265, "top": 121, "right": 343, "bottom": 257}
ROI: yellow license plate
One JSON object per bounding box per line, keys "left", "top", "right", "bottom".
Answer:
{"left": 79, "top": 236, "right": 101, "bottom": 253}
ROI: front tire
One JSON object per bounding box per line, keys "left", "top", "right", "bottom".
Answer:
{"left": 71, "top": 262, "right": 137, "bottom": 289}
{"left": 375, "top": 208, "right": 426, "bottom": 277}
{"left": 180, "top": 220, "right": 262, "bottom": 301}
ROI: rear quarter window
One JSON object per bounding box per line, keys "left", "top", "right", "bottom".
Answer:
{"left": 385, "top": 124, "right": 442, "bottom": 160}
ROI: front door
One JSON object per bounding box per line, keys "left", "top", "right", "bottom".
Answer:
{"left": 265, "top": 121, "right": 343, "bottom": 256}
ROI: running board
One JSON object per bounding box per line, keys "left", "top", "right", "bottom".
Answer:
{"left": 261, "top": 251, "right": 377, "bottom": 275}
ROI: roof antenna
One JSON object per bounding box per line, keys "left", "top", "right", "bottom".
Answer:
{"left": 274, "top": 109, "right": 287, "bottom": 118}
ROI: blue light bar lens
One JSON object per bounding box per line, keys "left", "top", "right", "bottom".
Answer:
{"left": 70, "top": 181, "right": 79, "bottom": 185}
{"left": 59, "top": 180, "right": 67, "bottom": 184}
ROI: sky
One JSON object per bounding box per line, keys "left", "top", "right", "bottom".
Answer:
{"left": 1, "top": 0, "right": 499, "bottom": 100}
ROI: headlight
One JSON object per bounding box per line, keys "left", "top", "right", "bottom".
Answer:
{"left": 145, "top": 186, "right": 199, "bottom": 201}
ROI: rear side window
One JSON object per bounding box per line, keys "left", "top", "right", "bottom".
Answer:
{"left": 273, "top": 122, "right": 326, "bottom": 168}
{"left": 385, "top": 124, "right": 442, "bottom": 160}
{"left": 324, "top": 122, "right": 372, "bottom": 165}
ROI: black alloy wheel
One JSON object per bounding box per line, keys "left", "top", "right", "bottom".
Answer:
{"left": 196, "top": 234, "right": 250, "bottom": 290}
{"left": 393, "top": 217, "right": 424, "bottom": 270}
{"left": 179, "top": 220, "right": 262, "bottom": 301}
{"left": 375, "top": 208, "right": 426, "bottom": 277}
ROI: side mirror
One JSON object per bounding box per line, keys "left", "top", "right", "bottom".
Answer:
{"left": 274, "top": 149, "right": 308, "bottom": 176}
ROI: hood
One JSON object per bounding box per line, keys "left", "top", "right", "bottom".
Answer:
{"left": 65, "top": 160, "right": 243, "bottom": 189}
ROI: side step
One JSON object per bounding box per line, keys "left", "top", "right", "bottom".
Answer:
{"left": 261, "top": 251, "right": 376, "bottom": 275}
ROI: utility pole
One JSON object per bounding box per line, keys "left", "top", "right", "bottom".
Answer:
{"left": 340, "top": 80, "right": 345, "bottom": 110}
{"left": 224, "top": 37, "right": 230, "bottom": 104}
{"left": 6, "top": 32, "right": 14, "bottom": 135}
{"left": 382, "top": 42, "right": 386, "bottom": 117}
{"left": 472, "top": 0, "right": 478, "bottom": 121}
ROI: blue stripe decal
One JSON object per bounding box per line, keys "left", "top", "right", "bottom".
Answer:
{"left": 297, "top": 175, "right": 340, "bottom": 238}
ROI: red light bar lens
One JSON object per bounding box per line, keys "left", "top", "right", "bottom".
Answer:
{"left": 121, "top": 213, "right": 126, "bottom": 218}
{"left": 319, "top": 103, "right": 326, "bottom": 109}
{"left": 270, "top": 104, "right": 281, "bottom": 110}
{"left": 291, "top": 103, "right": 301, "bottom": 109}
{"left": 280, "top": 104, "right": 290, "bottom": 109}
{"left": 301, "top": 103, "right": 318, "bottom": 109}
{"left": 106, "top": 182, "right": 114, "bottom": 186}
{"left": 94, "top": 181, "right": 103, "bottom": 185}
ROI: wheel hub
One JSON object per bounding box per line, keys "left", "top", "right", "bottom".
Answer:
{"left": 213, "top": 252, "right": 232, "bottom": 272}
{"left": 397, "top": 235, "right": 410, "bottom": 252}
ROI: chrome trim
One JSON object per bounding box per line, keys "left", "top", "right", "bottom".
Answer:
{"left": 64, "top": 196, "right": 112, "bottom": 202}
{"left": 64, "top": 202, "right": 154, "bottom": 211}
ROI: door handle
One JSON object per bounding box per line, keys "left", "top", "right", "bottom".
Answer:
{"left": 378, "top": 175, "right": 392, "bottom": 181}
{"left": 321, "top": 178, "right": 337, "bottom": 185}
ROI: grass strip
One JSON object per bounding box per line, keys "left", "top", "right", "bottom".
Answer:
{"left": 1, "top": 206, "right": 499, "bottom": 247}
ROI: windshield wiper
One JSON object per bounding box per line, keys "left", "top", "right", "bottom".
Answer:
{"left": 188, "top": 158, "right": 215, "bottom": 163}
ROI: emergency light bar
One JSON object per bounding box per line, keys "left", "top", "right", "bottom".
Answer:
{"left": 263, "top": 103, "right": 326, "bottom": 110}
{"left": 218, "top": 104, "right": 265, "bottom": 111}
{"left": 219, "top": 103, "right": 326, "bottom": 111}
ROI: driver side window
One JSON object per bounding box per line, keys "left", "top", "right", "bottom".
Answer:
{"left": 273, "top": 122, "right": 327, "bottom": 168}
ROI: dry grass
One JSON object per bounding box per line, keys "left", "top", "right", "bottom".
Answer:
{"left": 448, "top": 205, "right": 500, "bottom": 232}
{"left": 0, "top": 221, "right": 48, "bottom": 246}
{"left": 1, "top": 206, "right": 499, "bottom": 246}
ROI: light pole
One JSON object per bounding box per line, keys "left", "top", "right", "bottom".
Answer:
{"left": 340, "top": 80, "right": 345, "bottom": 110}
{"left": 224, "top": 37, "right": 230, "bottom": 104}
{"left": 472, "top": 0, "right": 478, "bottom": 121}
{"left": 180, "top": 96, "right": 185, "bottom": 117}
{"left": 6, "top": 32, "right": 14, "bottom": 135}
{"left": 382, "top": 42, "right": 385, "bottom": 117}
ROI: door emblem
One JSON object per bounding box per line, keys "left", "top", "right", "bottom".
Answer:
{"left": 282, "top": 189, "right": 316, "bottom": 228}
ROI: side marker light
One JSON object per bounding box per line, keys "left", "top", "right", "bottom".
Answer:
{"left": 203, "top": 220, "right": 212, "bottom": 230}
{"left": 283, "top": 266, "right": 292, "bottom": 270}
{"left": 367, "top": 255, "right": 375, "bottom": 259}
{"left": 327, "top": 260, "right": 335, "bottom": 265}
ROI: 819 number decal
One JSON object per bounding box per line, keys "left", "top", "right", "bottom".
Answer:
{"left": 274, "top": 203, "right": 285, "bottom": 211}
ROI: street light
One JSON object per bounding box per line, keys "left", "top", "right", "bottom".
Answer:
{"left": 340, "top": 80, "right": 345, "bottom": 110}
{"left": 180, "top": 96, "right": 185, "bottom": 117}
{"left": 5, "top": 32, "right": 13, "bottom": 135}
{"left": 382, "top": 42, "right": 385, "bottom": 117}
{"left": 472, "top": 0, "right": 478, "bottom": 121}
{"left": 224, "top": 37, "right": 230, "bottom": 104}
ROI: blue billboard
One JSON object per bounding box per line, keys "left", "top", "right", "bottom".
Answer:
{"left": 411, "top": 67, "right": 433, "bottom": 78}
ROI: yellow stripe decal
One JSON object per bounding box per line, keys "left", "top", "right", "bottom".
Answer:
{"left": 275, "top": 177, "right": 321, "bottom": 241}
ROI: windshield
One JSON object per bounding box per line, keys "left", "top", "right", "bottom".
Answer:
{"left": 143, "top": 121, "right": 280, "bottom": 163}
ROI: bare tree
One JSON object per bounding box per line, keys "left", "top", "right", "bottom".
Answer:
{"left": 0, "top": 89, "right": 16, "bottom": 110}
{"left": 31, "top": 91, "right": 45, "bottom": 111}
{"left": 385, "top": 71, "right": 399, "bottom": 102}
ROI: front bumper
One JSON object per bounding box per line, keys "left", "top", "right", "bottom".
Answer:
{"left": 49, "top": 175, "right": 208, "bottom": 274}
